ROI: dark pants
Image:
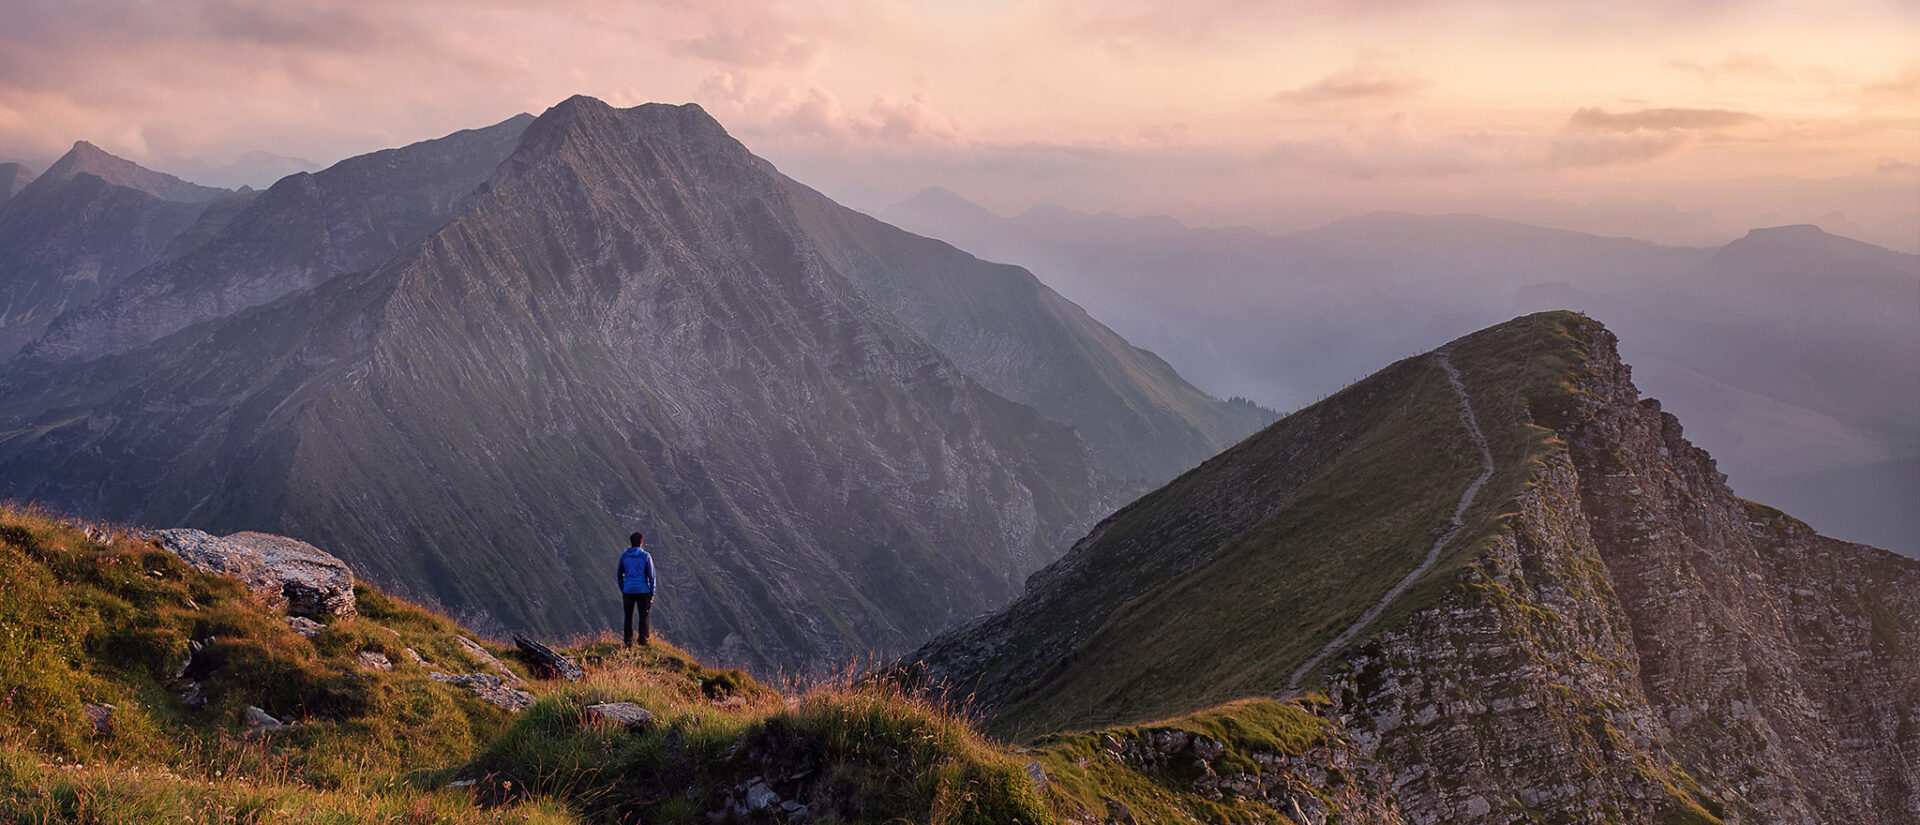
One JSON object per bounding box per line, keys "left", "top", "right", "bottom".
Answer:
{"left": 623, "top": 593, "right": 653, "bottom": 646}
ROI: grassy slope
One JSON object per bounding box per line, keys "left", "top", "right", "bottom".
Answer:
{"left": 954, "top": 312, "right": 1596, "bottom": 738}
{"left": 0, "top": 503, "right": 1367, "bottom": 824}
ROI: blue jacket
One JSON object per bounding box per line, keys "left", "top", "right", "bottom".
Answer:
{"left": 617, "top": 546, "right": 655, "bottom": 595}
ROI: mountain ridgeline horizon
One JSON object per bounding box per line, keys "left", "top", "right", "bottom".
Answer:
{"left": 0, "top": 96, "right": 1269, "bottom": 671}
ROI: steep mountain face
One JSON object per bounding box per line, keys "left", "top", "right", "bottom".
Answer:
{"left": 24, "top": 114, "right": 534, "bottom": 363}
{"left": 0, "top": 97, "right": 1260, "bottom": 670}
{"left": 912, "top": 312, "right": 1920, "bottom": 823}
{"left": 0, "top": 143, "right": 231, "bottom": 358}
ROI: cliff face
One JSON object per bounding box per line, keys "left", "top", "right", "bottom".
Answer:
{"left": 916, "top": 312, "right": 1920, "bottom": 823}
{"left": 1322, "top": 322, "right": 1920, "bottom": 824}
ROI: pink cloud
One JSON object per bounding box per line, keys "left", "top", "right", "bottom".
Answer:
{"left": 1275, "top": 64, "right": 1429, "bottom": 105}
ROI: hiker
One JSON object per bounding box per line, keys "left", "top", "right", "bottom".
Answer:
{"left": 617, "top": 531, "right": 655, "bottom": 647}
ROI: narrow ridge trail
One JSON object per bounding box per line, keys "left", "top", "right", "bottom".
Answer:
{"left": 1286, "top": 345, "right": 1496, "bottom": 691}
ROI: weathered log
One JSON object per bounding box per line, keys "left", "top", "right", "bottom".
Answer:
{"left": 511, "top": 635, "right": 584, "bottom": 681}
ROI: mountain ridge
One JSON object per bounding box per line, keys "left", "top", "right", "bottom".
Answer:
{"left": 911, "top": 310, "right": 1920, "bottom": 823}
{"left": 33, "top": 140, "right": 228, "bottom": 204}
{"left": 0, "top": 96, "right": 1263, "bottom": 671}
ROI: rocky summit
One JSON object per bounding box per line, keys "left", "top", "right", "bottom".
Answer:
{"left": 911, "top": 311, "right": 1920, "bottom": 824}
{"left": 0, "top": 96, "right": 1265, "bottom": 670}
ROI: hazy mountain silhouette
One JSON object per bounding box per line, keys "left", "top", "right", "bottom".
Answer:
{"left": 0, "top": 143, "right": 233, "bottom": 358}
{"left": 884, "top": 191, "right": 1920, "bottom": 554}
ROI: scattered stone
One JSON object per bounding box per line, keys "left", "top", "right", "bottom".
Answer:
{"left": 179, "top": 681, "right": 207, "bottom": 709}
{"left": 286, "top": 616, "right": 323, "bottom": 638}
{"left": 152, "top": 529, "right": 355, "bottom": 617}
{"left": 448, "top": 779, "right": 477, "bottom": 789}
{"left": 716, "top": 694, "right": 748, "bottom": 709}
{"left": 431, "top": 672, "right": 536, "bottom": 712}
{"left": 779, "top": 799, "right": 809, "bottom": 819}
{"left": 454, "top": 636, "right": 526, "bottom": 685}
{"left": 243, "top": 705, "right": 288, "bottom": 734}
{"left": 405, "top": 647, "right": 428, "bottom": 666}
{"left": 1105, "top": 799, "right": 1137, "bottom": 825}
{"left": 356, "top": 650, "right": 393, "bottom": 671}
{"left": 744, "top": 778, "right": 779, "bottom": 811}
{"left": 583, "top": 702, "right": 656, "bottom": 729}
{"left": 1024, "top": 760, "right": 1048, "bottom": 791}
{"left": 82, "top": 703, "right": 114, "bottom": 736}
{"left": 512, "top": 635, "right": 584, "bottom": 681}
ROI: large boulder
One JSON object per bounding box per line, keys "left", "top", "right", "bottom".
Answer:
{"left": 153, "top": 529, "right": 356, "bottom": 617}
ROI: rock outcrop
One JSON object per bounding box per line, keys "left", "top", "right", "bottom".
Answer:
{"left": 430, "top": 672, "right": 536, "bottom": 712}
{"left": 152, "top": 529, "right": 355, "bottom": 617}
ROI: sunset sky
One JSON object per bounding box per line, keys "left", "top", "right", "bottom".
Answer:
{"left": 3, "top": 0, "right": 1915, "bottom": 248}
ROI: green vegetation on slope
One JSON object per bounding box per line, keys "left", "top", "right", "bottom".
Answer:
{"left": 0, "top": 503, "right": 1378, "bottom": 824}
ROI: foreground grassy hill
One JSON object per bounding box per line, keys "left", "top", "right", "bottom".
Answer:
{"left": 0, "top": 503, "right": 1400, "bottom": 824}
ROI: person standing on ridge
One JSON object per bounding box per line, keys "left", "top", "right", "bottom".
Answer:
{"left": 617, "top": 532, "right": 655, "bottom": 648}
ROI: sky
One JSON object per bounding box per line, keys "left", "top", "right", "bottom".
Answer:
{"left": 1, "top": 0, "right": 1915, "bottom": 249}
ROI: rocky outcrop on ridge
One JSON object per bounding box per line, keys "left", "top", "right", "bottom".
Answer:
{"left": 152, "top": 528, "right": 356, "bottom": 617}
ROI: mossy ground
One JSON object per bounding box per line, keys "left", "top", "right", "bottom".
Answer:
{"left": 0, "top": 502, "right": 1357, "bottom": 824}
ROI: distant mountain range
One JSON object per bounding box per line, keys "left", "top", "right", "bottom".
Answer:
{"left": 913, "top": 311, "right": 1920, "bottom": 824}
{"left": 0, "top": 97, "right": 1268, "bottom": 669}
{"left": 883, "top": 190, "right": 1920, "bottom": 555}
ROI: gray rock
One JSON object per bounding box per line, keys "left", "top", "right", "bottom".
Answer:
{"left": 454, "top": 636, "right": 526, "bottom": 686}
{"left": 82, "top": 702, "right": 114, "bottom": 736}
{"left": 243, "top": 705, "right": 287, "bottom": 734}
{"left": 153, "top": 529, "right": 355, "bottom": 617}
{"left": 404, "top": 647, "right": 427, "bottom": 666}
{"left": 1024, "top": 760, "right": 1048, "bottom": 791}
{"left": 286, "top": 616, "right": 324, "bottom": 638}
{"left": 744, "top": 779, "right": 779, "bottom": 811}
{"left": 432, "top": 672, "right": 536, "bottom": 712}
{"left": 583, "top": 702, "right": 655, "bottom": 729}
{"left": 356, "top": 650, "right": 392, "bottom": 671}
{"left": 1105, "top": 799, "right": 1137, "bottom": 825}
{"left": 512, "top": 635, "right": 583, "bottom": 681}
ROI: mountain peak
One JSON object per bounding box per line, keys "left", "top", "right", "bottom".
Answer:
{"left": 37, "top": 140, "right": 227, "bottom": 203}
{"left": 1710, "top": 222, "right": 1917, "bottom": 280}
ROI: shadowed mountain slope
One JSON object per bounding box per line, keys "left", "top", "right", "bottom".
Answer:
{"left": 783, "top": 181, "right": 1272, "bottom": 484}
{"left": 912, "top": 311, "right": 1920, "bottom": 823}
{"left": 0, "top": 97, "right": 1283, "bottom": 671}
{"left": 0, "top": 162, "right": 33, "bottom": 206}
